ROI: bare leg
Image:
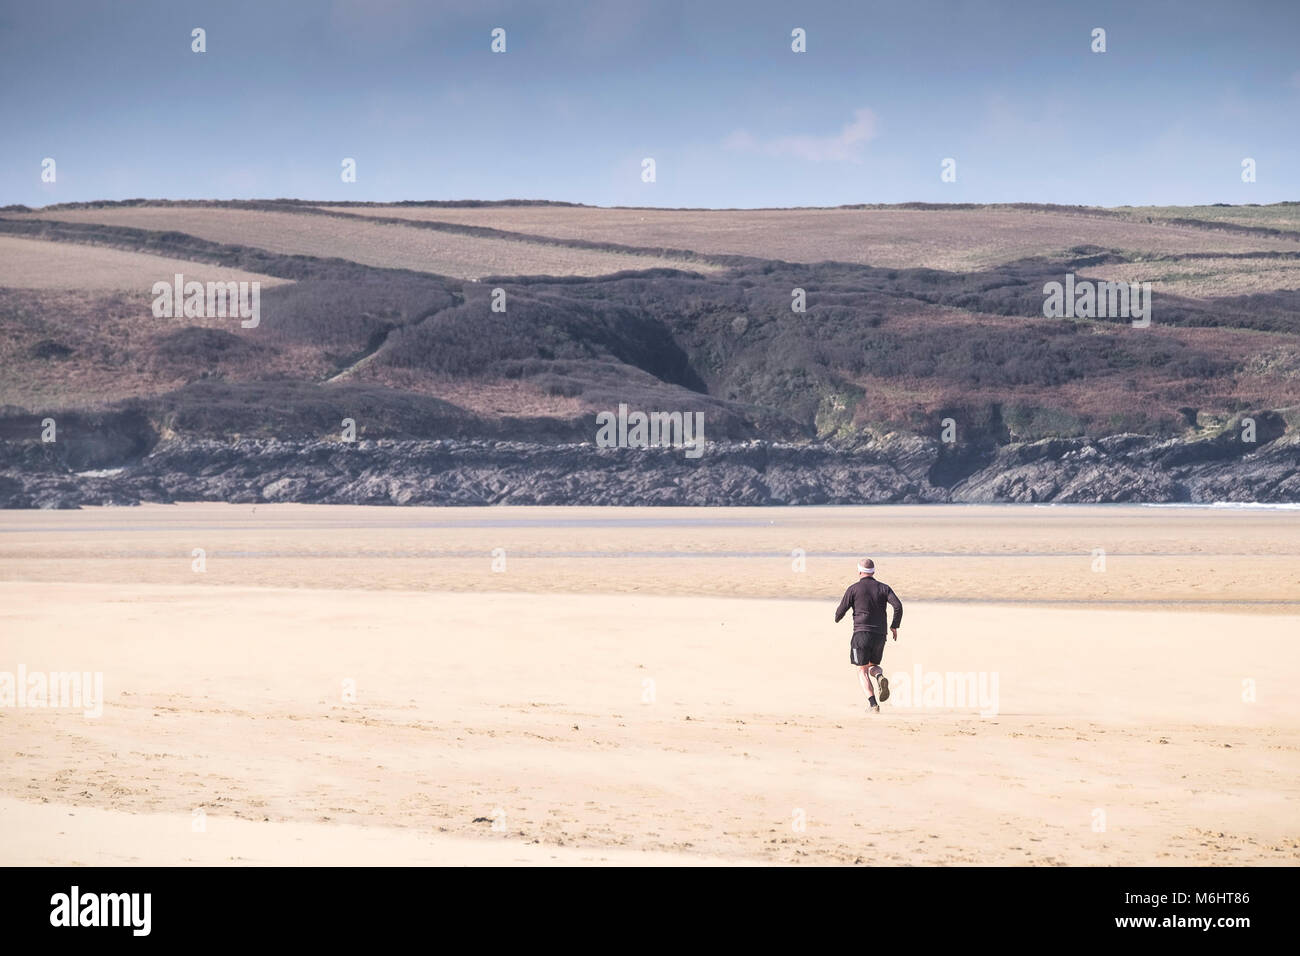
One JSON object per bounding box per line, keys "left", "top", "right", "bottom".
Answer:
{"left": 858, "top": 665, "right": 875, "bottom": 700}
{"left": 868, "top": 663, "right": 887, "bottom": 701}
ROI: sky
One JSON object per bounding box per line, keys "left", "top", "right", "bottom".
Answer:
{"left": 1, "top": 0, "right": 1297, "bottom": 208}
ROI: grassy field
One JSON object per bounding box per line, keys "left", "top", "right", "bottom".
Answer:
{"left": 1077, "top": 255, "right": 1300, "bottom": 298}
{"left": 1112, "top": 203, "right": 1300, "bottom": 232}
{"left": 0, "top": 235, "right": 290, "bottom": 291}
{"left": 317, "top": 203, "right": 1300, "bottom": 275}
{"left": 10, "top": 206, "right": 717, "bottom": 279}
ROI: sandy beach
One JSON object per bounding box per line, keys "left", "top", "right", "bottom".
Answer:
{"left": 2, "top": 504, "right": 1298, "bottom": 865}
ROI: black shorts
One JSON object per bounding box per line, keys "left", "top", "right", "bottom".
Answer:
{"left": 850, "top": 632, "right": 886, "bottom": 666}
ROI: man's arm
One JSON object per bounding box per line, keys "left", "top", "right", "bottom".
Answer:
{"left": 887, "top": 587, "right": 902, "bottom": 635}
{"left": 834, "top": 586, "right": 853, "bottom": 623}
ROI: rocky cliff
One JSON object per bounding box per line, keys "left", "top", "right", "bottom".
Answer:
{"left": 3, "top": 426, "right": 1297, "bottom": 508}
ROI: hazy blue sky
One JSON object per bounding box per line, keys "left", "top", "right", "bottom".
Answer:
{"left": 2, "top": 0, "right": 1296, "bottom": 208}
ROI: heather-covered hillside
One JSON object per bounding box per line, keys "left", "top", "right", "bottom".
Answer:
{"left": 2, "top": 200, "right": 1299, "bottom": 505}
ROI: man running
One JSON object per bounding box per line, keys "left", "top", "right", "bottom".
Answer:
{"left": 833, "top": 558, "right": 903, "bottom": 713}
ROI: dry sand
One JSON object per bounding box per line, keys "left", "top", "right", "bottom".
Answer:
{"left": 1, "top": 504, "right": 1297, "bottom": 866}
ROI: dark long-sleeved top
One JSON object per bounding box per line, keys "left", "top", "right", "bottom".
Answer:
{"left": 834, "top": 577, "right": 902, "bottom": 634}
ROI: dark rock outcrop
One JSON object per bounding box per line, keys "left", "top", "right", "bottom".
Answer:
{"left": 2, "top": 428, "right": 1296, "bottom": 508}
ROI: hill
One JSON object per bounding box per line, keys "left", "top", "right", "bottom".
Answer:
{"left": 2, "top": 199, "right": 1298, "bottom": 505}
